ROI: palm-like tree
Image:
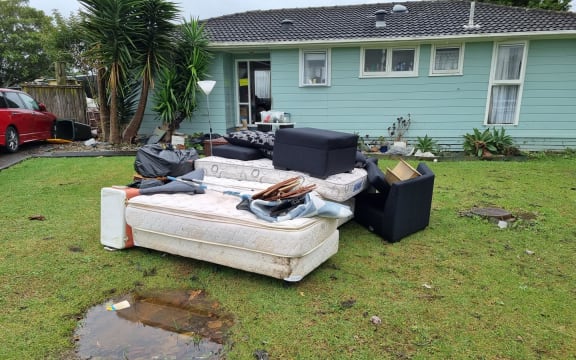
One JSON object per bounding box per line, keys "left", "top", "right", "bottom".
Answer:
{"left": 121, "top": 0, "right": 180, "bottom": 143}
{"left": 79, "top": 0, "right": 144, "bottom": 144}
{"left": 153, "top": 18, "right": 212, "bottom": 135}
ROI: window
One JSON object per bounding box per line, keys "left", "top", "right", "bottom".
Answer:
{"left": 19, "top": 93, "right": 40, "bottom": 111}
{"left": 300, "top": 49, "right": 330, "bottom": 86}
{"left": 430, "top": 44, "right": 463, "bottom": 75}
{"left": 485, "top": 42, "right": 527, "bottom": 125}
{"left": 361, "top": 46, "right": 419, "bottom": 77}
{"left": 4, "top": 91, "right": 25, "bottom": 109}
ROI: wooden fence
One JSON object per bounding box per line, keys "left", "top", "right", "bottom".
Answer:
{"left": 22, "top": 84, "right": 88, "bottom": 125}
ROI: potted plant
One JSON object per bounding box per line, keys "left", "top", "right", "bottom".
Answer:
{"left": 378, "top": 136, "right": 389, "bottom": 153}
{"left": 388, "top": 114, "right": 411, "bottom": 146}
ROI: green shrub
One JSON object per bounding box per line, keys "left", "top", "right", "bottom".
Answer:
{"left": 463, "top": 128, "right": 497, "bottom": 157}
{"left": 491, "top": 127, "right": 517, "bottom": 155}
{"left": 415, "top": 134, "right": 438, "bottom": 153}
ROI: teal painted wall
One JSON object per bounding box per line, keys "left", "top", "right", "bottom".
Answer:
{"left": 141, "top": 38, "right": 576, "bottom": 151}
{"left": 516, "top": 40, "right": 576, "bottom": 138}
{"left": 269, "top": 43, "right": 494, "bottom": 150}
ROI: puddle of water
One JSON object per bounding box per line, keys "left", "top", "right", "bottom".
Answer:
{"left": 75, "top": 289, "right": 233, "bottom": 360}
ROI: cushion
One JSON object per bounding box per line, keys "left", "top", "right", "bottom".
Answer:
{"left": 212, "top": 144, "right": 264, "bottom": 161}
{"left": 365, "top": 157, "right": 390, "bottom": 194}
{"left": 224, "top": 130, "right": 275, "bottom": 150}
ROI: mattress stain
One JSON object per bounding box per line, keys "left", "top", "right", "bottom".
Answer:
{"left": 74, "top": 289, "right": 233, "bottom": 359}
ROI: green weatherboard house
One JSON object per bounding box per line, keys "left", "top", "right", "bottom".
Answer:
{"left": 140, "top": 1, "right": 576, "bottom": 151}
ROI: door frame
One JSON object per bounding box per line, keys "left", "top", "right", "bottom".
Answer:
{"left": 235, "top": 59, "right": 271, "bottom": 125}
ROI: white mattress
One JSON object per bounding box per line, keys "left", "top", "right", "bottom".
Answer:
{"left": 125, "top": 190, "right": 338, "bottom": 258}
{"left": 195, "top": 156, "right": 368, "bottom": 202}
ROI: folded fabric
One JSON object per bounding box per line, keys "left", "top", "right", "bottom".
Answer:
{"left": 139, "top": 169, "right": 206, "bottom": 195}
{"left": 249, "top": 192, "right": 353, "bottom": 223}
{"left": 139, "top": 180, "right": 205, "bottom": 195}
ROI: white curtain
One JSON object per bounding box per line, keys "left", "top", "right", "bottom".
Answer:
{"left": 254, "top": 70, "right": 271, "bottom": 99}
{"left": 435, "top": 47, "right": 459, "bottom": 71}
{"left": 489, "top": 85, "right": 519, "bottom": 124}
{"left": 489, "top": 44, "right": 524, "bottom": 124}
{"left": 495, "top": 44, "right": 523, "bottom": 80}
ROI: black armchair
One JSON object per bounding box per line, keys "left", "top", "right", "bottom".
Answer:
{"left": 354, "top": 162, "right": 435, "bottom": 242}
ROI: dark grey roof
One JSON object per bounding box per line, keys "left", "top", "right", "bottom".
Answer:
{"left": 203, "top": 1, "right": 576, "bottom": 45}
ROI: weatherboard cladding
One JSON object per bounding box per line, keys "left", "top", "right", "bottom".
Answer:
{"left": 203, "top": 1, "right": 576, "bottom": 44}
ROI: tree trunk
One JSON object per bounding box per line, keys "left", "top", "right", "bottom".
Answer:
{"left": 97, "top": 68, "right": 110, "bottom": 142}
{"left": 122, "top": 77, "right": 150, "bottom": 143}
{"left": 109, "top": 82, "right": 120, "bottom": 144}
{"left": 108, "top": 64, "right": 121, "bottom": 144}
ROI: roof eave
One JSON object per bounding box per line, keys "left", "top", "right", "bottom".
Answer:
{"left": 207, "top": 30, "right": 576, "bottom": 50}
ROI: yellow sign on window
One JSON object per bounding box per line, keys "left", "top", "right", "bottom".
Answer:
{"left": 239, "top": 78, "right": 248, "bottom": 86}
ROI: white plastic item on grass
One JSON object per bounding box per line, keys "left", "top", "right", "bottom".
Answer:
{"left": 100, "top": 187, "right": 129, "bottom": 249}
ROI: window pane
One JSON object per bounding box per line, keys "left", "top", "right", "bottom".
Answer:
{"left": 19, "top": 93, "right": 39, "bottom": 110}
{"left": 435, "top": 47, "right": 460, "bottom": 71}
{"left": 495, "top": 44, "right": 524, "bottom": 80}
{"left": 488, "top": 85, "right": 519, "bottom": 124}
{"left": 237, "top": 62, "right": 249, "bottom": 103}
{"left": 4, "top": 92, "right": 25, "bottom": 108}
{"left": 304, "top": 51, "right": 327, "bottom": 84}
{"left": 364, "top": 49, "right": 386, "bottom": 72}
{"left": 392, "top": 49, "right": 414, "bottom": 72}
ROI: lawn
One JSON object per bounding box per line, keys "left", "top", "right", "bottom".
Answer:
{"left": 0, "top": 154, "right": 574, "bottom": 359}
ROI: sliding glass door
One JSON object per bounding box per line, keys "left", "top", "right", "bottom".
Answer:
{"left": 236, "top": 60, "right": 271, "bottom": 124}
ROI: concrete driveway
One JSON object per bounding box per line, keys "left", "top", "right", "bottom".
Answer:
{"left": 0, "top": 142, "right": 51, "bottom": 171}
{"left": 0, "top": 141, "right": 137, "bottom": 171}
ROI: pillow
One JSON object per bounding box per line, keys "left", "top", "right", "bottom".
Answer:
{"left": 224, "top": 130, "right": 275, "bottom": 150}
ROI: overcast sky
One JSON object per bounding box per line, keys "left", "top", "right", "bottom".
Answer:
{"left": 28, "top": 0, "right": 392, "bottom": 19}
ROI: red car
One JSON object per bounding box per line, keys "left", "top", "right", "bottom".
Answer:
{"left": 0, "top": 88, "right": 57, "bottom": 153}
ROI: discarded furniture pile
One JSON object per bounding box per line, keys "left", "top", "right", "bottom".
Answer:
{"left": 100, "top": 128, "right": 435, "bottom": 281}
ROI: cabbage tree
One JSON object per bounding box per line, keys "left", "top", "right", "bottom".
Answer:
{"left": 153, "top": 18, "right": 212, "bottom": 136}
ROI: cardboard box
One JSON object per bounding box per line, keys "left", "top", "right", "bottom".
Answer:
{"left": 171, "top": 133, "right": 186, "bottom": 150}
{"left": 385, "top": 159, "right": 421, "bottom": 185}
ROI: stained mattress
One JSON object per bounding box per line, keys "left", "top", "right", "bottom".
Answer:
{"left": 125, "top": 190, "right": 338, "bottom": 258}
{"left": 195, "top": 156, "right": 367, "bottom": 202}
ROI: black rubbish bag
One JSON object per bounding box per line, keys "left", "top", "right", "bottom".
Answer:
{"left": 134, "top": 144, "right": 198, "bottom": 178}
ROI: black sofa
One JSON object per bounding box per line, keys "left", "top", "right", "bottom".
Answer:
{"left": 354, "top": 162, "right": 435, "bottom": 242}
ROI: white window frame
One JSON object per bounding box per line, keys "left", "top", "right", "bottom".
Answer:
{"left": 484, "top": 41, "right": 528, "bottom": 126}
{"left": 299, "top": 49, "right": 331, "bottom": 87}
{"left": 360, "top": 46, "right": 419, "bottom": 78}
{"left": 429, "top": 44, "right": 464, "bottom": 76}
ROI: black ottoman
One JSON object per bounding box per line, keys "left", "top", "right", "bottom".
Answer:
{"left": 273, "top": 127, "right": 358, "bottom": 179}
{"left": 212, "top": 144, "right": 264, "bottom": 161}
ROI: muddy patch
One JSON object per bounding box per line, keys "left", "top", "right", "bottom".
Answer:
{"left": 75, "top": 289, "right": 233, "bottom": 359}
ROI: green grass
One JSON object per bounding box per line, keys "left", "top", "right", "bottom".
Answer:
{"left": 0, "top": 155, "right": 575, "bottom": 359}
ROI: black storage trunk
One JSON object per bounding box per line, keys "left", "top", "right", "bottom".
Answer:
{"left": 55, "top": 119, "right": 92, "bottom": 141}
{"left": 273, "top": 127, "right": 358, "bottom": 179}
